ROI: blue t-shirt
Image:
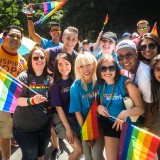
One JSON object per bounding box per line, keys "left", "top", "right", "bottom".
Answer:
{"left": 96, "top": 51, "right": 122, "bottom": 69}
{"left": 41, "top": 38, "right": 63, "bottom": 50}
{"left": 49, "top": 46, "right": 77, "bottom": 72}
{"left": 51, "top": 79, "right": 74, "bottom": 117}
{"left": 98, "top": 76, "right": 131, "bottom": 122}
{"left": 69, "top": 80, "right": 97, "bottom": 119}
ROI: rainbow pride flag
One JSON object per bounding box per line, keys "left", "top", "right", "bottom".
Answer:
{"left": 117, "top": 122, "right": 160, "bottom": 160}
{"left": 35, "top": 0, "right": 66, "bottom": 25}
{"left": 82, "top": 98, "right": 99, "bottom": 140}
{"left": 0, "top": 67, "right": 22, "bottom": 113}
{"left": 151, "top": 22, "right": 158, "bottom": 36}
{"left": 103, "top": 14, "right": 109, "bottom": 26}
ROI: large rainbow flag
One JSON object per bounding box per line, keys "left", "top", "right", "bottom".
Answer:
{"left": 0, "top": 67, "right": 22, "bottom": 113}
{"left": 82, "top": 98, "right": 99, "bottom": 140}
{"left": 34, "top": 0, "right": 66, "bottom": 25}
{"left": 117, "top": 122, "right": 160, "bottom": 160}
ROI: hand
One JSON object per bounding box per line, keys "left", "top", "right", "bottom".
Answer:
{"left": 112, "top": 110, "right": 127, "bottom": 131}
{"left": 66, "top": 128, "right": 74, "bottom": 144}
{"left": 98, "top": 105, "right": 110, "bottom": 117}
{"left": 86, "top": 140, "right": 95, "bottom": 147}
{"left": 33, "top": 94, "right": 47, "bottom": 104}
{"left": 27, "top": 3, "right": 34, "bottom": 10}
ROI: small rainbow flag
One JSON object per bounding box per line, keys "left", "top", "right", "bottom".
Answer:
{"left": 82, "top": 98, "right": 99, "bottom": 140}
{"left": 103, "top": 14, "right": 109, "bottom": 26}
{"left": 34, "top": 0, "right": 66, "bottom": 25}
{"left": 117, "top": 122, "right": 160, "bottom": 160}
{"left": 0, "top": 67, "right": 22, "bottom": 113}
{"left": 151, "top": 22, "right": 158, "bottom": 36}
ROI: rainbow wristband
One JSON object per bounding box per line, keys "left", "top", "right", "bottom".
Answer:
{"left": 27, "top": 14, "right": 33, "bottom": 20}
{"left": 27, "top": 97, "right": 35, "bottom": 106}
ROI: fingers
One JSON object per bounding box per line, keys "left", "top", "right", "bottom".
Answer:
{"left": 33, "top": 95, "right": 47, "bottom": 104}
{"left": 98, "top": 105, "right": 110, "bottom": 117}
{"left": 112, "top": 120, "right": 123, "bottom": 131}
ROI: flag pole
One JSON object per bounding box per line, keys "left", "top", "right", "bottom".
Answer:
{"left": 0, "top": 67, "right": 38, "bottom": 95}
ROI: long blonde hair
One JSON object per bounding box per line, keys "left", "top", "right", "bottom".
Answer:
{"left": 75, "top": 52, "right": 97, "bottom": 90}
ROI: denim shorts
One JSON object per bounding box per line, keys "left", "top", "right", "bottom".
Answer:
{"left": 13, "top": 123, "right": 51, "bottom": 160}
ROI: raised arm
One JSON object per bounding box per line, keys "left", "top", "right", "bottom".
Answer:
{"left": 92, "top": 31, "right": 103, "bottom": 50}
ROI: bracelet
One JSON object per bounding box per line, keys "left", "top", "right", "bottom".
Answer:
{"left": 27, "top": 97, "right": 35, "bottom": 106}
{"left": 27, "top": 14, "right": 33, "bottom": 20}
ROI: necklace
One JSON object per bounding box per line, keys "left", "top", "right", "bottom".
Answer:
{"left": 100, "top": 83, "right": 115, "bottom": 109}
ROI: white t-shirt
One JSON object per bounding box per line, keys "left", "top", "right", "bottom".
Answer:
{"left": 124, "top": 61, "right": 152, "bottom": 103}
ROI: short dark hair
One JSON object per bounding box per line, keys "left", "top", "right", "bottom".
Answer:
{"left": 3, "top": 25, "right": 23, "bottom": 38}
{"left": 97, "top": 55, "right": 120, "bottom": 84}
{"left": 49, "top": 21, "right": 61, "bottom": 30}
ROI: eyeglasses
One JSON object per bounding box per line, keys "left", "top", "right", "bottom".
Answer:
{"left": 117, "top": 53, "right": 134, "bottom": 61}
{"left": 137, "top": 27, "right": 148, "bottom": 31}
{"left": 32, "top": 56, "right": 45, "bottom": 61}
{"left": 100, "top": 65, "right": 116, "bottom": 72}
{"left": 154, "top": 67, "right": 160, "bottom": 72}
{"left": 7, "top": 34, "right": 21, "bottom": 40}
{"left": 101, "top": 39, "right": 114, "bottom": 44}
{"left": 50, "top": 29, "right": 61, "bottom": 33}
{"left": 141, "top": 43, "right": 157, "bottom": 51}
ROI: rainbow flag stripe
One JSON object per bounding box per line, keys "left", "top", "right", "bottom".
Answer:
{"left": 0, "top": 68, "right": 22, "bottom": 113}
{"left": 103, "top": 15, "right": 109, "bottom": 25}
{"left": 35, "top": 1, "right": 66, "bottom": 25}
{"left": 151, "top": 22, "right": 158, "bottom": 36}
{"left": 82, "top": 98, "right": 99, "bottom": 140}
{"left": 117, "top": 122, "right": 160, "bottom": 160}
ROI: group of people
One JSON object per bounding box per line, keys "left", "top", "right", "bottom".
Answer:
{"left": 0, "top": 10, "right": 160, "bottom": 160}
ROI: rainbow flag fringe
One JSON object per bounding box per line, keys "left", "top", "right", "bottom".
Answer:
{"left": 82, "top": 98, "right": 99, "bottom": 140}
{"left": 0, "top": 68, "right": 22, "bottom": 113}
{"left": 117, "top": 122, "right": 160, "bottom": 160}
{"left": 35, "top": 1, "right": 66, "bottom": 25}
{"left": 151, "top": 22, "right": 158, "bottom": 36}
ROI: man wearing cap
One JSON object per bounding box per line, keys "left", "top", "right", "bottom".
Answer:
{"left": 116, "top": 40, "right": 154, "bottom": 129}
{"left": 96, "top": 31, "right": 122, "bottom": 70}
{"left": 122, "top": 32, "right": 131, "bottom": 40}
{"left": 27, "top": 4, "right": 62, "bottom": 49}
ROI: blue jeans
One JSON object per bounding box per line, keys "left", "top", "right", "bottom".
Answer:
{"left": 13, "top": 123, "right": 50, "bottom": 160}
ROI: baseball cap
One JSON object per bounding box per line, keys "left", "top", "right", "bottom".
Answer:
{"left": 100, "top": 31, "right": 118, "bottom": 43}
{"left": 116, "top": 40, "right": 137, "bottom": 51}
{"left": 123, "top": 32, "right": 131, "bottom": 38}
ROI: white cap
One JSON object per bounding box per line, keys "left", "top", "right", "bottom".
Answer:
{"left": 116, "top": 40, "right": 137, "bottom": 51}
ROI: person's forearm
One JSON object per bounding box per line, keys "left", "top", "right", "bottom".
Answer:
{"left": 75, "top": 112, "right": 84, "bottom": 127}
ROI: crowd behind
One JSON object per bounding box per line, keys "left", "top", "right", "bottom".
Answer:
{"left": 0, "top": 9, "right": 160, "bottom": 160}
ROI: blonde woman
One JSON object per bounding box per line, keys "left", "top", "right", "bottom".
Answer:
{"left": 69, "top": 52, "right": 104, "bottom": 160}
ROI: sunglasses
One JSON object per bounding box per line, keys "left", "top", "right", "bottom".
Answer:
{"left": 154, "top": 67, "right": 160, "bottom": 72}
{"left": 100, "top": 65, "right": 116, "bottom": 72}
{"left": 32, "top": 56, "right": 45, "bottom": 61}
{"left": 117, "top": 53, "right": 134, "bottom": 61}
{"left": 50, "top": 29, "right": 61, "bottom": 33}
{"left": 137, "top": 27, "right": 148, "bottom": 31}
{"left": 141, "top": 43, "right": 157, "bottom": 51}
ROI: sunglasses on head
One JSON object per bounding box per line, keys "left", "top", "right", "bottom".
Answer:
{"left": 154, "top": 67, "right": 160, "bottom": 72}
{"left": 117, "top": 53, "right": 134, "bottom": 61}
{"left": 100, "top": 65, "right": 116, "bottom": 72}
{"left": 141, "top": 43, "right": 157, "bottom": 51}
{"left": 138, "top": 27, "right": 148, "bottom": 31}
{"left": 32, "top": 56, "right": 45, "bottom": 61}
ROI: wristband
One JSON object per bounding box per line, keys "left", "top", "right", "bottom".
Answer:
{"left": 27, "top": 14, "right": 33, "bottom": 20}
{"left": 27, "top": 97, "right": 35, "bottom": 106}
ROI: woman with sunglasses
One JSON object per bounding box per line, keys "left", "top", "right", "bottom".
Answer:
{"left": 149, "top": 54, "right": 160, "bottom": 159}
{"left": 138, "top": 33, "right": 160, "bottom": 65}
{"left": 13, "top": 46, "right": 51, "bottom": 160}
{"left": 97, "top": 54, "right": 144, "bottom": 160}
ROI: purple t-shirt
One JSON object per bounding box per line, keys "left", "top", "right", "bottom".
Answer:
{"left": 50, "top": 79, "right": 75, "bottom": 117}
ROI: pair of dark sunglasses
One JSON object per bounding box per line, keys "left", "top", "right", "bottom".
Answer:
{"left": 141, "top": 43, "right": 157, "bottom": 51}
{"left": 117, "top": 53, "right": 134, "bottom": 61}
{"left": 32, "top": 56, "right": 45, "bottom": 61}
{"left": 100, "top": 65, "right": 116, "bottom": 72}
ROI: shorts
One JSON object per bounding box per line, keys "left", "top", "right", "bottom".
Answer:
{"left": 52, "top": 113, "right": 80, "bottom": 139}
{"left": 0, "top": 117, "right": 13, "bottom": 138}
{"left": 13, "top": 123, "right": 50, "bottom": 159}
{"left": 101, "top": 117, "right": 121, "bottom": 138}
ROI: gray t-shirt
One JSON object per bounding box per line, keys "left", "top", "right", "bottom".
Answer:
{"left": 13, "top": 71, "right": 50, "bottom": 131}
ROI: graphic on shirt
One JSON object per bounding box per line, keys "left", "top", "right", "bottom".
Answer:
{"left": 61, "top": 86, "right": 70, "bottom": 94}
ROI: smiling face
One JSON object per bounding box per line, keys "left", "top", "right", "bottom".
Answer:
{"left": 117, "top": 47, "right": 138, "bottom": 73}
{"left": 141, "top": 38, "right": 158, "bottom": 60}
{"left": 58, "top": 56, "right": 71, "bottom": 80}
{"left": 32, "top": 49, "right": 46, "bottom": 76}
{"left": 100, "top": 38, "right": 116, "bottom": 55}
{"left": 154, "top": 61, "right": 160, "bottom": 82}
{"left": 49, "top": 25, "right": 62, "bottom": 43}
{"left": 2, "top": 29, "right": 22, "bottom": 53}
{"left": 62, "top": 30, "right": 78, "bottom": 54}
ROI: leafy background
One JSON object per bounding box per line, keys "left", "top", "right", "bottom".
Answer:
{"left": 0, "top": 0, "right": 160, "bottom": 42}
